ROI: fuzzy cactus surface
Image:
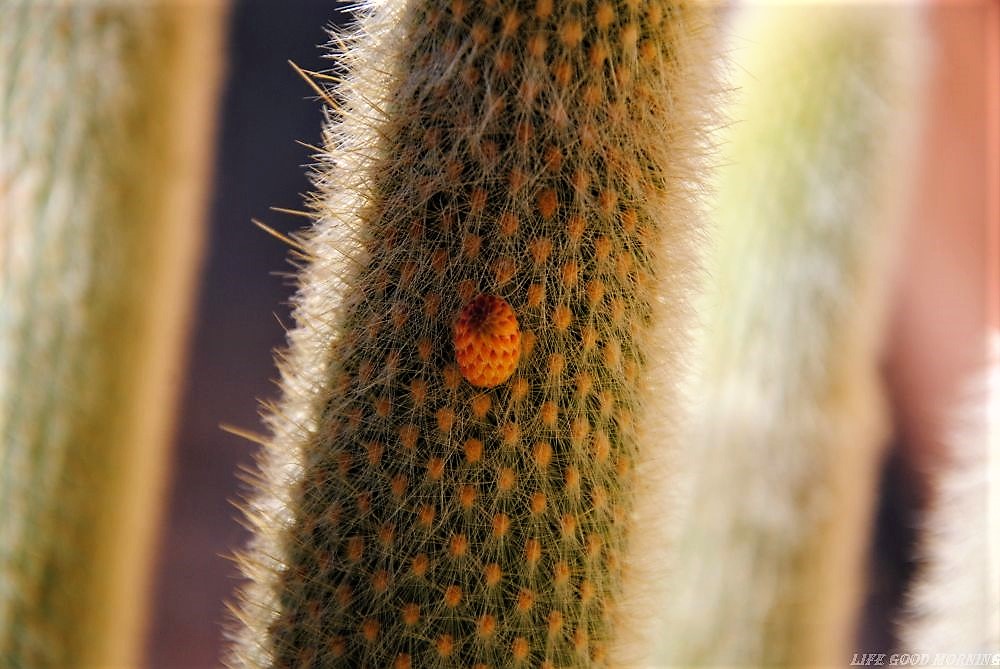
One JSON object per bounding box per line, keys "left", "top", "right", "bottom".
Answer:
{"left": 899, "top": 332, "right": 1000, "bottom": 657}
{"left": 657, "top": 5, "right": 926, "bottom": 666}
{"left": 228, "top": 1, "right": 715, "bottom": 667}
{"left": 0, "top": 3, "right": 225, "bottom": 666}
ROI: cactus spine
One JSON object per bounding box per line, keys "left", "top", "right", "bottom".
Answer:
{"left": 658, "top": 5, "right": 925, "bottom": 666}
{"left": 0, "top": 3, "right": 225, "bottom": 666}
{"left": 229, "top": 1, "right": 714, "bottom": 667}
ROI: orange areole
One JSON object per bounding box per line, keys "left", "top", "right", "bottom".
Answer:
{"left": 452, "top": 294, "right": 521, "bottom": 388}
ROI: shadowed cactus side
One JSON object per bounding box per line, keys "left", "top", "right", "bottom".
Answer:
{"left": 228, "top": 1, "right": 716, "bottom": 667}
{"left": 0, "top": 3, "right": 225, "bottom": 666}
{"left": 658, "top": 5, "right": 926, "bottom": 666}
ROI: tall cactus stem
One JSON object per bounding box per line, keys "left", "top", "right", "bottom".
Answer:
{"left": 228, "top": 1, "right": 716, "bottom": 667}
{"left": 658, "top": 4, "right": 926, "bottom": 666}
{"left": 0, "top": 3, "right": 226, "bottom": 666}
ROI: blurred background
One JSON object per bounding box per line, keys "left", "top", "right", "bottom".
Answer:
{"left": 144, "top": 2, "right": 343, "bottom": 665}
{"left": 142, "top": 2, "right": 996, "bottom": 667}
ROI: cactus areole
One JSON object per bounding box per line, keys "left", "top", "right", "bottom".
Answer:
{"left": 229, "top": 1, "right": 712, "bottom": 667}
{"left": 454, "top": 294, "right": 521, "bottom": 388}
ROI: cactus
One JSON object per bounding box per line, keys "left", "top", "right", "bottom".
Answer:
{"left": 0, "top": 3, "right": 225, "bottom": 666}
{"left": 898, "top": 332, "right": 1000, "bottom": 657}
{"left": 657, "top": 4, "right": 925, "bottom": 666}
{"left": 228, "top": 1, "right": 715, "bottom": 667}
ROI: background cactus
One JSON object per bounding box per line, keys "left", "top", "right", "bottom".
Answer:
{"left": 657, "top": 4, "right": 926, "bottom": 666}
{"left": 0, "top": 2, "right": 225, "bottom": 666}
{"left": 898, "top": 332, "right": 999, "bottom": 657}
{"left": 228, "top": 1, "right": 716, "bottom": 667}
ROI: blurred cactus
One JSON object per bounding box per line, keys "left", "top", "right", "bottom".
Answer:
{"left": 0, "top": 2, "right": 225, "bottom": 666}
{"left": 899, "top": 332, "right": 999, "bottom": 657}
{"left": 228, "top": 1, "right": 716, "bottom": 667}
{"left": 658, "top": 4, "right": 925, "bottom": 666}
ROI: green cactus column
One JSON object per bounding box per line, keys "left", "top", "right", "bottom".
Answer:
{"left": 658, "top": 4, "right": 926, "bottom": 666}
{"left": 0, "top": 3, "right": 226, "bottom": 666}
{"left": 229, "top": 1, "right": 715, "bottom": 667}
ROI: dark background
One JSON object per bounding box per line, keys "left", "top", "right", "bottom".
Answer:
{"left": 145, "top": 3, "right": 347, "bottom": 666}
